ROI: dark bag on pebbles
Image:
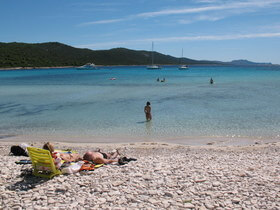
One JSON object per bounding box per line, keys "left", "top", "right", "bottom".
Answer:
{"left": 10, "top": 145, "right": 28, "bottom": 157}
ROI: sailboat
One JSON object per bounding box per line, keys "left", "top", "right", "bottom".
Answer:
{"left": 178, "top": 49, "right": 189, "bottom": 70}
{"left": 147, "top": 42, "right": 161, "bottom": 69}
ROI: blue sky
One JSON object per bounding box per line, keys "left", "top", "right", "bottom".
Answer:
{"left": 1, "top": 0, "right": 280, "bottom": 64}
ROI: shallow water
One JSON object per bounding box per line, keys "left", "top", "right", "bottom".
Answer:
{"left": 0, "top": 65, "right": 280, "bottom": 143}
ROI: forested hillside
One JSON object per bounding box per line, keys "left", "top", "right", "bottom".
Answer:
{"left": 0, "top": 42, "right": 216, "bottom": 68}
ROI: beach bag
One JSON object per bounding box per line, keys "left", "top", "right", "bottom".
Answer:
{"left": 10, "top": 145, "right": 28, "bottom": 156}
{"left": 61, "top": 161, "right": 84, "bottom": 174}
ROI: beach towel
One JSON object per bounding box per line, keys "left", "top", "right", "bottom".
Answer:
{"left": 15, "top": 160, "right": 32, "bottom": 164}
{"left": 54, "top": 149, "right": 78, "bottom": 154}
{"left": 79, "top": 160, "right": 104, "bottom": 171}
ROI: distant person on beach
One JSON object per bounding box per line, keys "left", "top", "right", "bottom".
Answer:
{"left": 157, "top": 78, "right": 160, "bottom": 82}
{"left": 210, "top": 77, "right": 214, "bottom": 84}
{"left": 144, "top": 101, "right": 152, "bottom": 121}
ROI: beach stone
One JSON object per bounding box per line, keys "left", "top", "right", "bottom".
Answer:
{"left": 99, "top": 198, "right": 107, "bottom": 204}
{"left": 212, "top": 181, "right": 221, "bottom": 187}
{"left": 232, "top": 197, "right": 241, "bottom": 204}
{"left": 112, "top": 181, "right": 124, "bottom": 187}
{"left": 148, "top": 198, "right": 158, "bottom": 204}
{"left": 48, "top": 198, "right": 56, "bottom": 204}
{"left": 148, "top": 190, "right": 158, "bottom": 195}
{"left": 205, "top": 202, "right": 215, "bottom": 209}
{"left": 184, "top": 203, "right": 195, "bottom": 208}
{"left": 164, "top": 192, "right": 173, "bottom": 198}
{"left": 142, "top": 175, "right": 152, "bottom": 180}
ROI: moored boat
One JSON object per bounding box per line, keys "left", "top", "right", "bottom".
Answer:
{"left": 77, "top": 63, "right": 97, "bottom": 70}
{"left": 147, "top": 65, "right": 161, "bottom": 69}
{"left": 178, "top": 49, "right": 189, "bottom": 70}
{"left": 178, "top": 64, "right": 189, "bottom": 70}
{"left": 147, "top": 42, "right": 161, "bottom": 70}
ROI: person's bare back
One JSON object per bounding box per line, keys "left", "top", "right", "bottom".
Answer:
{"left": 83, "top": 150, "right": 120, "bottom": 164}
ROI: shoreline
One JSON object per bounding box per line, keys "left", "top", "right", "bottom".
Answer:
{"left": 1, "top": 133, "right": 279, "bottom": 147}
{"left": 0, "top": 66, "right": 76, "bottom": 71}
{"left": 1, "top": 64, "right": 279, "bottom": 71}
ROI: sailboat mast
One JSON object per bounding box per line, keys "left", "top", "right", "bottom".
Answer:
{"left": 181, "top": 48, "right": 183, "bottom": 64}
{"left": 151, "top": 42, "right": 154, "bottom": 65}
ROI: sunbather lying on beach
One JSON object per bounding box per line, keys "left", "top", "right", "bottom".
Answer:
{"left": 83, "top": 149, "right": 121, "bottom": 164}
{"left": 83, "top": 150, "right": 137, "bottom": 165}
{"left": 43, "top": 142, "right": 136, "bottom": 165}
{"left": 43, "top": 142, "right": 82, "bottom": 163}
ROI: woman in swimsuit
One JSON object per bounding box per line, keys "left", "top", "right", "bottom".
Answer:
{"left": 43, "top": 142, "right": 82, "bottom": 163}
{"left": 144, "top": 101, "right": 152, "bottom": 121}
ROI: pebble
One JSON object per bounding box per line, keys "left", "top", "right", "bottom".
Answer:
{"left": 184, "top": 202, "right": 195, "bottom": 208}
{"left": 212, "top": 181, "right": 221, "bottom": 187}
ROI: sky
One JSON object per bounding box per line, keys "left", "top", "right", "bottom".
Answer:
{"left": 1, "top": 0, "right": 280, "bottom": 64}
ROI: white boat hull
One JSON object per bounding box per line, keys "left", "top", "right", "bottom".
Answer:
{"left": 178, "top": 65, "right": 189, "bottom": 70}
{"left": 147, "top": 65, "right": 161, "bottom": 69}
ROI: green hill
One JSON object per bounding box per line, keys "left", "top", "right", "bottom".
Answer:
{"left": 0, "top": 42, "right": 217, "bottom": 68}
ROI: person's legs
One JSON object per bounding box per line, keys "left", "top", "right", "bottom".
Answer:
{"left": 93, "top": 157, "right": 118, "bottom": 164}
{"left": 108, "top": 149, "right": 120, "bottom": 159}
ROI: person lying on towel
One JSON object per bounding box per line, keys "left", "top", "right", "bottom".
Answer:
{"left": 43, "top": 142, "right": 82, "bottom": 163}
{"left": 83, "top": 149, "right": 137, "bottom": 165}
{"left": 83, "top": 149, "right": 121, "bottom": 164}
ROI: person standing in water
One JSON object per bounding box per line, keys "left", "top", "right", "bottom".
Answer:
{"left": 144, "top": 101, "right": 152, "bottom": 121}
{"left": 210, "top": 77, "right": 214, "bottom": 84}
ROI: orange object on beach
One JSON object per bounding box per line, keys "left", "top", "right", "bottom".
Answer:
{"left": 80, "top": 163, "right": 95, "bottom": 171}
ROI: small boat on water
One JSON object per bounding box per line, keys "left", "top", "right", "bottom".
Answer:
{"left": 147, "top": 42, "right": 161, "bottom": 70}
{"left": 147, "top": 65, "right": 161, "bottom": 69}
{"left": 77, "top": 63, "right": 97, "bottom": 70}
{"left": 178, "top": 49, "right": 189, "bottom": 70}
{"left": 178, "top": 65, "right": 189, "bottom": 70}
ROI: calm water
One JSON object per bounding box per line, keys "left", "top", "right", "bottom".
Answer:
{"left": 0, "top": 65, "right": 280, "bottom": 142}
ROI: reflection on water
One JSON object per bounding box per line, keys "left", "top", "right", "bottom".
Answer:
{"left": 145, "top": 120, "right": 153, "bottom": 137}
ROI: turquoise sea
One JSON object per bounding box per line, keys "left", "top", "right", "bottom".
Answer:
{"left": 0, "top": 65, "right": 280, "bottom": 143}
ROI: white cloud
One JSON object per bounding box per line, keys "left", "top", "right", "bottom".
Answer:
{"left": 79, "top": 0, "right": 280, "bottom": 26}
{"left": 178, "top": 14, "right": 225, "bottom": 24}
{"left": 138, "top": 32, "right": 280, "bottom": 42}
{"left": 136, "top": 0, "right": 280, "bottom": 18}
{"left": 193, "top": 0, "right": 223, "bottom": 3}
{"left": 79, "top": 18, "right": 125, "bottom": 26}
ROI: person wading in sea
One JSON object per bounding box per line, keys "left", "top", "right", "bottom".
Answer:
{"left": 144, "top": 101, "right": 152, "bottom": 121}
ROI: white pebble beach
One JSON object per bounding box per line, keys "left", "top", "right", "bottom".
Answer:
{"left": 0, "top": 140, "right": 279, "bottom": 209}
